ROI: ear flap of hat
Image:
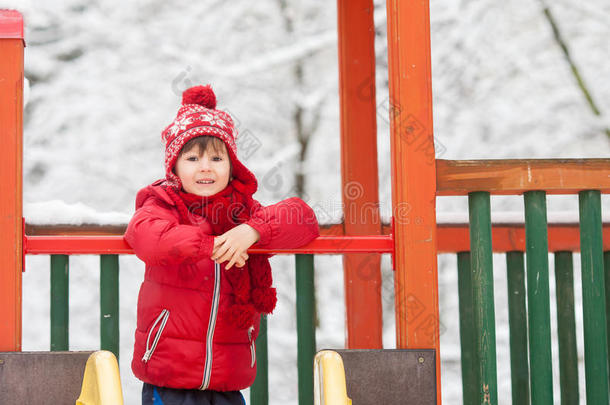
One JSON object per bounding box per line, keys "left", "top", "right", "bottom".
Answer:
{"left": 225, "top": 146, "right": 258, "bottom": 196}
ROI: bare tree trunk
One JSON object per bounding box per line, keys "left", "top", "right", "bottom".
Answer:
{"left": 539, "top": 0, "right": 610, "bottom": 139}
{"left": 276, "top": 0, "right": 323, "bottom": 198}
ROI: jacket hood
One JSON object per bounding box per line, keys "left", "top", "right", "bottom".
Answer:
{"left": 134, "top": 179, "right": 176, "bottom": 210}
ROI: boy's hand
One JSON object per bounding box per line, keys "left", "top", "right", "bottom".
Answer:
{"left": 233, "top": 252, "right": 249, "bottom": 268}
{"left": 212, "top": 224, "right": 261, "bottom": 270}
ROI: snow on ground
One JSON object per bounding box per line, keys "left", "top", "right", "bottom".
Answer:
{"left": 2, "top": 0, "right": 609, "bottom": 403}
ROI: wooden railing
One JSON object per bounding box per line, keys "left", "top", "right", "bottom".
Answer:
{"left": 436, "top": 159, "right": 610, "bottom": 405}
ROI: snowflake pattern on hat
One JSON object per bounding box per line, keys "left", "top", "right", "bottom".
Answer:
{"left": 165, "top": 115, "right": 196, "bottom": 140}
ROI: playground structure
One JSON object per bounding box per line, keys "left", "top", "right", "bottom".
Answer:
{"left": 0, "top": 350, "right": 123, "bottom": 404}
{"left": 1, "top": 2, "right": 609, "bottom": 405}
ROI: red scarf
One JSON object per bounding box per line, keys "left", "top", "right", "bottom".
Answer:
{"left": 176, "top": 180, "right": 256, "bottom": 235}
{"left": 164, "top": 180, "right": 277, "bottom": 330}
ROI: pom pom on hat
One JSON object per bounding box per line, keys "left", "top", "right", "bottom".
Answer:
{"left": 182, "top": 84, "right": 217, "bottom": 109}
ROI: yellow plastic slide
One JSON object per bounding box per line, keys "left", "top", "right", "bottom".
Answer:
{"left": 76, "top": 351, "right": 124, "bottom": 405}
{"left": 314, "top": 350, "right": 352, "bottom": 405}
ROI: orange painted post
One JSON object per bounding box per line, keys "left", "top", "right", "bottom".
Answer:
{"left": 385, "top": 0, "right": 442, "bottom": 403}
{"left": 337, "top": 0, "right": 383, "bottom": 348}
{"left": 0, "top": 9, "right": 24, "bottom": 352}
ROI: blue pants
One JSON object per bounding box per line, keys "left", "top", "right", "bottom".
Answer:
{"left": 142, "top": 383, "right": 245, "bottom": 405}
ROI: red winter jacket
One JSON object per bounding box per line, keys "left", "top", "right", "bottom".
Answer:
{"left": 124, "top": 180, "right": 319, "bottom": 391}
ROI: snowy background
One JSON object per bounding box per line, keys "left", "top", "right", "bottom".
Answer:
{"left": 2, "top": 0, "right": 609, "bottom": 403}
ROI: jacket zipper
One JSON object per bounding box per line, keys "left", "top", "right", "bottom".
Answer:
{"left": 142, "top": 309, "right": 170, "bottom": 363}
{"left": 199, "top": 262, "right": 221, "bottom": 390}
{"left": 248, "top": 325, "right": 256, "bottom": 368}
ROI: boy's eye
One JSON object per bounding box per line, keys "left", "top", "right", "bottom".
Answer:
{"left": 212, "top": 156, "right": 223, "bottom": 161}
{"left": 186, "top": 156, "right": 198, "bottom": 161}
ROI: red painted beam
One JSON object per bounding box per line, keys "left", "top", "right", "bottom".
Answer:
{"left": 24, "top": 235, "right": 394, "bottom": 255}
{"left": 0, "top": 9, "right": 23, "bottom": 39}
{"left": 0, "top": 9, "right": 24, "bottom": 352}
{"left": 437, "top": 223, "right": 610, "bottom": 253}
{"left": 337, "top": 0, "right": 383, "bottom": 349}
{"left": 25, "top": 222, "right": 610, "bottom": 255}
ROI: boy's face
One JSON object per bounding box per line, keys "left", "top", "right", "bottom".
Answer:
{"left": 174, "top": 143, "right": 232, "bottom": 197}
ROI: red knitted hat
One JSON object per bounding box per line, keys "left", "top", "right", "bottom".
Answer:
{"left": 161, "top": 85, "right": 257, "bottom": 191}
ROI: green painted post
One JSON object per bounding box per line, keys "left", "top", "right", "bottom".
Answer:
{"left": 100, "top": 254, "right": 119, "bottom": 359}
{"left": 50, "top": 254, "right": 69, "bottom": 351}
{"left": 295, "top": 254, "right": 315, "bottom": 405}
{"left": 604, "top": 251, "right": 610, "bottom": 382}
{"left": 505, "top": 251, "right": 530, "bottom": 405}
{"left": 457, "top": 252, "right": 478, "bottom": 405}
{"left": 554, "top": 251, "right": 579, "bottom": 405}
{"left": 250, "top": 314, "right": 268, "bottom": 405}
{"left": 524, "top": 191, "right": 554, "bottom": 404}
{"left": 468, "top": 191, "right": 498, "bottom": 405}
{"left": 578, "top": 190, "right": 609, "bottom": 403}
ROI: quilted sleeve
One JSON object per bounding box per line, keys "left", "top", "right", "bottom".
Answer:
{"left": 124, "top": 197, "right": 214, "bottom": 266}
{"left": 245, "top": 197, "right": 320, "bottom": 250}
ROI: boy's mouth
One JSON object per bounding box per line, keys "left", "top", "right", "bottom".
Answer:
{"left": 197, "top": 180, "right": 215, "bottom": 184}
